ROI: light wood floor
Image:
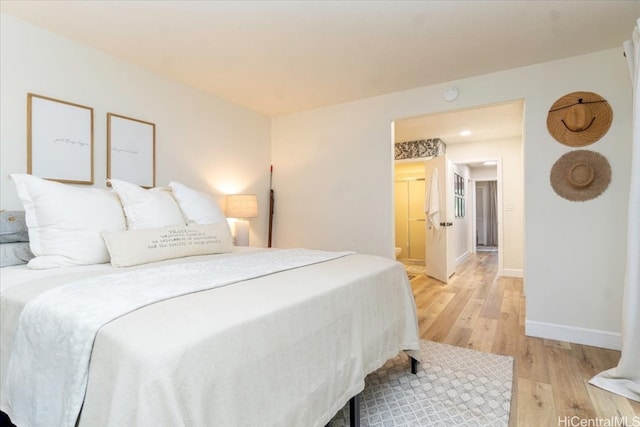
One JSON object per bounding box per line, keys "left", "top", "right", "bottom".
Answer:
{"left": 408, "top": 252, "right": 640, "bottom": 426}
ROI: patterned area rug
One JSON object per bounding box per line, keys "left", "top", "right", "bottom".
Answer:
{"left": 328, "top": 340, "right": 514, "bottom": 426}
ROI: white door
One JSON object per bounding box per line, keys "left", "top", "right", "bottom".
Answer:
{"left": 424, "top": 156, "right": 456, "bottom": 283}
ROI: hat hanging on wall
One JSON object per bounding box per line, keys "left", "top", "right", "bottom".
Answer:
{"left": 550, "top": 150, "right": 611, "bottom": 202}
{"left": 547, "top": 91, "right": 613, "bottom": 147}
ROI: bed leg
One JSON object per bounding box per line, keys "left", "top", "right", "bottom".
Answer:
{"left": 410, "top": 356, "right": 418, "bottom": 374}
{"left": 349, "top": 394, "right": 360, "bottom": 427}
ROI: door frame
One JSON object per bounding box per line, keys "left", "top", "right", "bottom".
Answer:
{"left": 391, "top": 117, "right": 511, "bottom": 278}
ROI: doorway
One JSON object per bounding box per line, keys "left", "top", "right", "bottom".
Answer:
{"left": 391, "top": 99, "right": 524, "bottom": 278}
{"left": 475, "top": 180, "right": 498, "bottom": 251}
{"left": 394, "top": 162, "right": 426, "bottom": 264}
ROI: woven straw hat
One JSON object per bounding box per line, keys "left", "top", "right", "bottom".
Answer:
{"left": 547, "top": 91, "right": 613, "bottom": 147}
{"left": 550, "top": 150, "right": 611, "bottom": 201}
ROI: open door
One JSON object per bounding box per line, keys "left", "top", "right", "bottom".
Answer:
{"left": 424, "top": 155, "right": 456, "bottom": 283}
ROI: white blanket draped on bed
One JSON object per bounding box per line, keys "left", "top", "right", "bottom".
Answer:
{"left": 1, "top": 248, "right": 352, "bottom": 427}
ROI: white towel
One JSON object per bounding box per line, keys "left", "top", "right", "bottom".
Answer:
{"left": 426, "top": 168, "right": 441, "bottom": 230}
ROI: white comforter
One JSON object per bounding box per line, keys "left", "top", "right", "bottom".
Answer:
{"left": 1, "top": 248, "right": 420, "bottom": 427}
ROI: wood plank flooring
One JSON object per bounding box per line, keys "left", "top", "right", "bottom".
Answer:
{"left": 408, "top": 252, "right": 640, "bottom": 426}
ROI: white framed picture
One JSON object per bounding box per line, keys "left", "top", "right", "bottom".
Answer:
{"left": 27, "top": 93, "right": 94, "bottom": 184}
{"left": 107, "top": 113, "right": 155, "bottom": 188}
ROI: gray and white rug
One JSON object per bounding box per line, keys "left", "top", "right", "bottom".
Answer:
{"left": 328, "top": 340, "right": 514, "bottom": 426}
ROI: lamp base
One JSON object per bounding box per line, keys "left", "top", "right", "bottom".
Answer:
{"left": 234, "top": 220, "right": 250, "bottom": 246}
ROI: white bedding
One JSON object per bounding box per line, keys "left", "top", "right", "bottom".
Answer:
{"left": 0, "top": 262, "right": 114, "bottom": 292}
{"left": 0, "top": 249, "right": 420, "bottom": 427}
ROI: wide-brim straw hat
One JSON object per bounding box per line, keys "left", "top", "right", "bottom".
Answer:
{"left": 547, "top": 91, "right": 613, "bottom": 147}
{"left": 550, "top": 150, "right": 611, "bottom": 202}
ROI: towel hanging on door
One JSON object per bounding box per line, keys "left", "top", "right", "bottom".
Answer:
{"left": 426, "top": 168, "right": 441, "bottom": 230}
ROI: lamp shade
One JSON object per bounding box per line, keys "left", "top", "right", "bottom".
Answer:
{"left": 225, "top": 194, "right": 258, "bottom": 218}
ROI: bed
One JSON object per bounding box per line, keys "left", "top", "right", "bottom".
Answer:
{"left": 0, "top": 175, "right": 421, "bottom": 427}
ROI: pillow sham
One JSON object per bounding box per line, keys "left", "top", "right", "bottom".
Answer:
{"left": 102, "top": 223, "right": 233, "bottom": 268}
{"left": 10, "top": 174, "right": 126, "bottom": 269}
{"left": 168, "top": 181, "right": 232, "bottom": 235}
{"left": 168, "top": 181, "right": 227, "bottom": 224}
{"left": 109, "top": 179, "right": 186, "bottom": 230}
{"left": 0, "top": 242, "right": 34, "bottom": 267}
{"left": 0, "top": 210, "right": 29, "bottom": 243}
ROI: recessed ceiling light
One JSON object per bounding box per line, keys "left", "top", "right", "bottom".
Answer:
{"left": 483, "top": 160, "right": 497, "bottom": 166}
{"left": 460, "top": 130, "right": 472, "bottom": 136}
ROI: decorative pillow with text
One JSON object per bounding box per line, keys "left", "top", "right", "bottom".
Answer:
{"left": 102, "top": 223, "right": 233, "bottom": 267}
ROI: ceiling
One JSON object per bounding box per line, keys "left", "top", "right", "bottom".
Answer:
{"left": 395, "top": 99, "right": 524, "bottom": 146}
{"left": 1, "top": 1, "right": 638, "bottom": 117}
{"left": 394, "top": 100, "right": 523, "bottom": 170}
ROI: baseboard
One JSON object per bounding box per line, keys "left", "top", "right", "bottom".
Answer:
{"left": 501, "top": 268, "right": 523, "bottom": 278}
{"left": 525, "top": 320, "right": 622, "bottom": 350}
{"left": 456, "top": 251, "right": 470, "bottom": 264}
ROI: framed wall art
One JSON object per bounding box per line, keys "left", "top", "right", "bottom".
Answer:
{"left": 27, "top": 93, "right": 94, "bottom": 184}
{"left": 454, "top": 173, "right": 465, "bottom": 218}
{"left": 107, "top": 113, "right": 156, "bottom": 188}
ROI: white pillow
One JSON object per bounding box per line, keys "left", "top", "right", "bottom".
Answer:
{"left": 109, "top": 179, "right": 186, "bottom": 230}
{"left": 11, "top": 174, "right": 126, "bottom": 269}
{"left": 168, "top": 181, "right": 233, "bottom": 238}
{"left": 102, "top": 223, "right": 233, "bottom": 267}
{"left": 169, "top": 181, "right": 227, "bottom": 225}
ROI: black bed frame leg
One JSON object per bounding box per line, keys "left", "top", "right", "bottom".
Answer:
{"left": 410, "top": 356, "right": 418, "bottom": 374}
{"left": 327, "top": 359, "right": 416, "bottom": 427}
{"left": 327, "top": 361, "right": 414, "bottom": 427}
{"left": 325, "top": 394, "right": 360, "bottom": 427}
{"left": 349, "top": 394, "right": 360, "bottom": 427}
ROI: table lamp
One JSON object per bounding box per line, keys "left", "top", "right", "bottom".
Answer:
{"left": 225, "top": 194, "right": 258, "bottom": 246}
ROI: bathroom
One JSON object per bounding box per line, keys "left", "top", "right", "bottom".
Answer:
{"left": 393, "top": 161, "right": 426, "bottom": 266}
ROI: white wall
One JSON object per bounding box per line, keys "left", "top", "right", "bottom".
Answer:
{"left": 471, "top": 167, "right": 498, "bottom": 181}
{"left": 272, "top": 48, "right": 632, "bottom": 349}
{"left": 0, "top": 13, "right": 271, "bottom": 246}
